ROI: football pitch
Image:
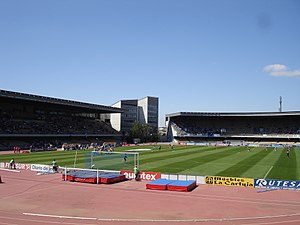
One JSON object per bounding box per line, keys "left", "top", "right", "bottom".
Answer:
{"left": 0, "top": 145, "right": 299, "bottom": 180}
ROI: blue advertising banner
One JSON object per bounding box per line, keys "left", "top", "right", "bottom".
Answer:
{"left": 254, "top": 179, "right": 300, "bottom": 190}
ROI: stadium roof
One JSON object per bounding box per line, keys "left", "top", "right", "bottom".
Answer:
{"left": 0, "top": 89, "right": 123, "bottom": 113}
{"left": 166, "top": 111, "right": 300, "bottom": 118}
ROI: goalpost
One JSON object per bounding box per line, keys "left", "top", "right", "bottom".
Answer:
{"left": 85, "top": 151, "right": 139, "bottom": 171}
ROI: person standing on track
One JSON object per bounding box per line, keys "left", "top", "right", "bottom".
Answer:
{"left": 9, "top": 158, "right": 16, "bottom": 169}
{"left": 134, "top": 165, "right": 139, "bottom": 181}
{"left": 52, "top": 159, "right": 58, "bottom": 173}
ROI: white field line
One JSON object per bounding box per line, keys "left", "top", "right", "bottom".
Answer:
{"left": 264, "top": 166, "right": 273, "bottom": 179}
{"left": 126, "top": 149, "right": 151, "bottom": 152}
{"left": 0, "top": 168, "right": 20, "bottom": 173}
{"left": 23, "top": 212, "right": 300, "bottom": 223}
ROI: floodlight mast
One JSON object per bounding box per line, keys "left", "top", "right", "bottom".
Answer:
{"left": 279, "top": 96, "right": 282, "bottom": 112}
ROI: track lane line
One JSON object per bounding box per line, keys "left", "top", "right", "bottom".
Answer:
{"left": 23, "top": 212, "right": 300, "bottom": 223}
{"left": 23, "top": 213, "right": 97, "bottom": 220}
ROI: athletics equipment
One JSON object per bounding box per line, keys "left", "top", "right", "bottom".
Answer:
{"left": 62, "top": 167, "right": 126, "bottom": 184}
{"left": 146, "top": 178, "right": 196, "bottom": 192}
{"left": 85, "top": 151, "right": 139, "bottom": 171}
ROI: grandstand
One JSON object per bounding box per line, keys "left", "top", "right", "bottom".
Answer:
{"left": 166, "top": 111, "right": 300, "bottom": 145}
{"left": 0, "top": 89, "right": 123, "bottom": 151}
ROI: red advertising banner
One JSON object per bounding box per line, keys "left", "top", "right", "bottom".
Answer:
{"left": 3, "top": 162, "right": 31, "bottom": 170}
{"left": 120, "top": 170, "right": 161, "bottom": 181}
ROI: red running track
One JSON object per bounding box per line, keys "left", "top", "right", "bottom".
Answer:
{"left": 0, "top": 169, "right": 300, "bottom": 225}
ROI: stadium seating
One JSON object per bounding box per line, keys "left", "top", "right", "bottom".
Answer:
{"left": 170, "top": 117, "right": 300, "bottom": 137}
{"left": 0, "top": 114, "right": 120, "bottom": 150}
{"left": 0, "top": 115, "right": 118, "bottom": 136}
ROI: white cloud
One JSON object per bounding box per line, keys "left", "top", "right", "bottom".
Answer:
{"left": 264, "top": 64, "right": 300, "bottom": 77}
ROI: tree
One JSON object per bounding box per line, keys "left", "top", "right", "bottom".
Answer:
{"left": 130, "top": 121, "right": 144, "bottom": 141}
{"left": 128, "top": 121, "right": 158, "bottom": 143}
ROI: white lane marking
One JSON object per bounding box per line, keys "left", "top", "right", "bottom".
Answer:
{"left": 242, "top": 219, "right": 300, "bottom": 225}
{"left": 23, "top": 212, "right": 300, "bottom": 223}
{"left": 0, "top": 168, "right": 20, "bottom": 173}
{"left": 23, "top": 213, "right": 97, "bottom": 220}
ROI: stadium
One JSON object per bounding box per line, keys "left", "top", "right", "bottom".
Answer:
{"left": 1, "top": 89, "right": 300, "bottom": 225}
{"left": 166, "top": 111, "right": 300, "bottom": 146}
{"left": 0, "top": 89, "right": 123, "bottom": 151}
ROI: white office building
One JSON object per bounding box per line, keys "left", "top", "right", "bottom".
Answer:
{"left": 110, "top": 96, "right": 159, "bottom": 135}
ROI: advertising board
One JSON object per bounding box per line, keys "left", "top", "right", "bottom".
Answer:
{"left": 121, "top": 170, "right": 161, "bottom": 181}
{"left": 205, "top": 176, "right": 254, "bottom": 188}
{"left": 254, "top": 178, "right": 300, "bottom": 190}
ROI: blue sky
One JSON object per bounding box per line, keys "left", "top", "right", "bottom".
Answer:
{"left": 0, "top": 0, "right": 299, "bottom": 126}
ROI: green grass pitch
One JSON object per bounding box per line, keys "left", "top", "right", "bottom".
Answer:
{"left": 0, "top": 145, "right": 299, "bottom": 180}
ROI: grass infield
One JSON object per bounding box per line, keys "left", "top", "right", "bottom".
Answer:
{"left": 0, "top": 145, "right": 299, "bottom": 180}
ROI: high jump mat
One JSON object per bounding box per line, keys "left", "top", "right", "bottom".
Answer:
{"left": 146, "top": 179, "right": 175, "bottom": 190}
{"left": 99, "top": 173, "right": 126, "bottom": 184}
{"left": 62, "top": 170, "right": 126, "bottom": 184}
{"left": 146, "top": 179, "right": 197, "bottom": 192}
{"left": 167, "top": 180, "right": 197, "bottom": 192}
